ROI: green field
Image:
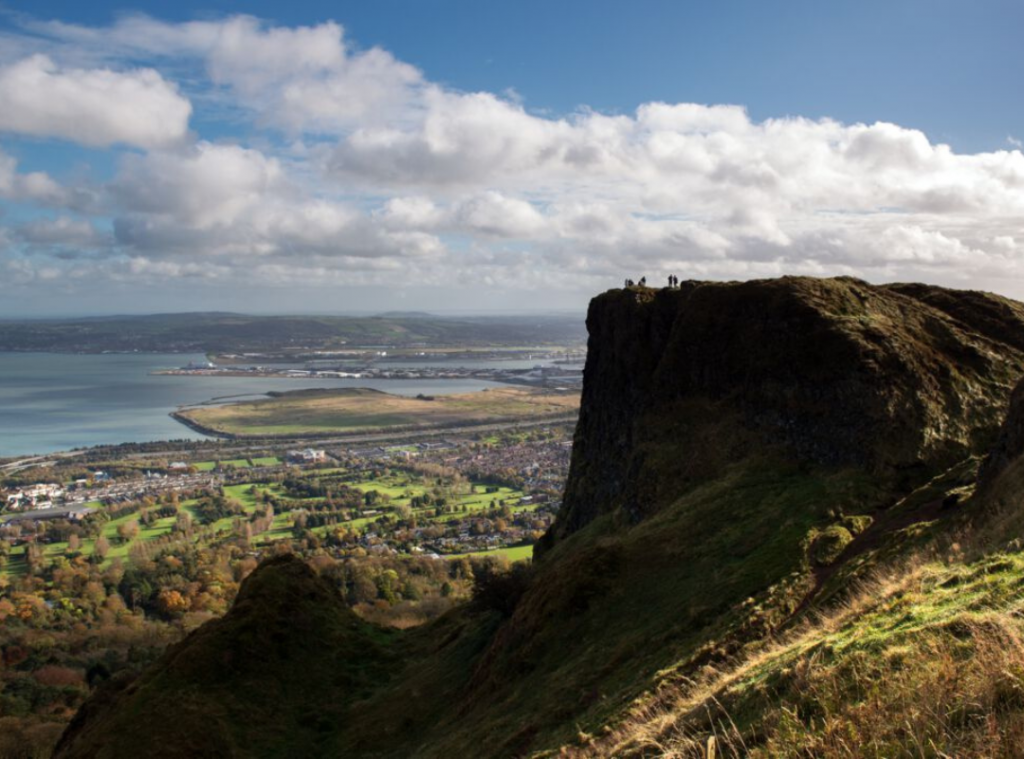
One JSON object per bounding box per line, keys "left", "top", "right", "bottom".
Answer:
{"left": 448, "top": 544, "right": 534, "bottom": 562}
{"left": 175, "top": 386, "right": 578, "bottom": 437}
{"left": 1, "top": 472, "right": 539, "bottom": 579}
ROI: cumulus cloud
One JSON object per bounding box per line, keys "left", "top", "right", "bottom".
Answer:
{"left": 0, "top": 148, "right": 67, "bottom": 205}
{"left": 24, "top": 15, "right": 422, "bottom": 134}
{"left": 113, "top": 142, "right": 285, "bottom": 229}
{"left": 0, "top": 55, "right": 191, "bottom": 148}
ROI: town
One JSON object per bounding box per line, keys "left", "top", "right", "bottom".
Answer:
{"left": 156, "top": 359, "right": 584, "bottom": 390}
{"left": 0, "top": 423, "right": 574, "bottom": 574}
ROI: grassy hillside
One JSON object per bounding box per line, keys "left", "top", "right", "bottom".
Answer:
{"left": 575, "top": 462, "right": 1024, "bottom": 757}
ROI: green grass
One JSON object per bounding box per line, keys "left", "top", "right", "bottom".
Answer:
{"left": 605, "top": 550, "right": 1024, "bottom": 757}
{"left": 251, "top": 456, "right": 280, "bottom": 466}
{"left": 447, "top": 544, "right": 534, "bottom": 562}
{"left": 222, "top": 484, "right": 263, "bottom": 508}
{"left": 193, "top": 461, "right": 218, "bottom": 471}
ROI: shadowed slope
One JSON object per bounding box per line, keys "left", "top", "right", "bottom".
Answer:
{"left": 54, "top": 555, "right": 399, "bottom": 759}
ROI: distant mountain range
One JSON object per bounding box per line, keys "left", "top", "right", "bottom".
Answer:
{"left": 0, "top": 312, "right": 587, "bottom": 354}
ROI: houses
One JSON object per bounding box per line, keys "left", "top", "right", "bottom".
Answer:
{"left": 288, "top": 448, "right": 327, "bottom": 464}
{"left": 1, "top": 505, "right": 96, "bottom": 526}
{"left": 3, "top": 483, "right": 64, "bottom": 511}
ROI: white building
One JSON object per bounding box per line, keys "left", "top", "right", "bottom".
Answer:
{"left": 287, "top": 449, "right": 327, "bottom": 464}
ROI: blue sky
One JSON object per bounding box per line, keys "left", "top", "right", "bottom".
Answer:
{"left": 1, "top": 1, "right": 1023, "bottom": 315}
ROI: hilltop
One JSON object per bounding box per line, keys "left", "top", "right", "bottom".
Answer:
{"left": 54, "top": 277, "right": 1024, "bottom": 757}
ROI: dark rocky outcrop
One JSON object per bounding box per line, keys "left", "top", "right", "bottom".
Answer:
{"left": 545, "top": 277, "right": 1024, "bottom": 546}
{"left": 978, "top": 375, "right": 1024, "bottom": 490}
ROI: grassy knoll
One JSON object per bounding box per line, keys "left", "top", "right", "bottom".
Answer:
{"left": 175, "top": 386, "right": 579, "bottom": 437}
{"left": 448, "top": 544, "right": 534, "bottom": 562}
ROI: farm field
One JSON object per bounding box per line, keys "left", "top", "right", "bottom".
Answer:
{"left": 175, "top": 386, "right": 579, "bottom": 436}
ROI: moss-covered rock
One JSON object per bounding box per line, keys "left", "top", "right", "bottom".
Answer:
{"left": 810, "top": 525, "right": 855, "bottom": 567}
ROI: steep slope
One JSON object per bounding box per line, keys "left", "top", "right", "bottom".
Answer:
{"left": 573, "top": 374, "right": 1024, "bottom": 757}
{"left": 55, "top": 277, "right": 1024, "bottom": 758}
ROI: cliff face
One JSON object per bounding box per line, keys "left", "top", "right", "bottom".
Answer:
{"left": 549, "top": 276, "right": 1024, "bottom": 544}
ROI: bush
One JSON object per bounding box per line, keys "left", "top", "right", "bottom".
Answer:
{"left": 470, "top": 562, "right": 533, "bottom": 618}
{"left": 810, "top": 525, "right": 854, "bottom": 567}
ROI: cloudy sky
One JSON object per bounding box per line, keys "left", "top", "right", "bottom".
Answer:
{"left": 1, "top": 0, "right": 1023, "bottom": 316}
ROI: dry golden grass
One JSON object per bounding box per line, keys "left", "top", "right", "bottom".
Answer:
{"left": 178, "top": 386, "right": 579, "bottom": 436}
{"left": 555, "top": 543, "right": 1024, "bottom": 758}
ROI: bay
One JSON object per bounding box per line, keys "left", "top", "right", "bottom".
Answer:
{"left": 0, "top": 353, "right": 504, "bottom": 458}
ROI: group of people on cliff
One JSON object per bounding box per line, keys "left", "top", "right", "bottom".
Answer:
{"left": 623, "top": 275, "right": 680, "bottom": 288}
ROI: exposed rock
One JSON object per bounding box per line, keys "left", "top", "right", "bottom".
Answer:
{"left": 546, "top": 276, "right": 1024, "bottom": 546}
{"left": 978, "top": 375, "right": 1024, "bottom": 490}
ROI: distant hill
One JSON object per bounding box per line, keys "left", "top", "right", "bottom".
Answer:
{"left": 0, "top": 312, "right": 586, "bottom": 354}
{"left": 373, "top": 310, "right": 435, "bottom": 319}
{"left": 55, "top": 277, "right": 1024, "bottom": 758}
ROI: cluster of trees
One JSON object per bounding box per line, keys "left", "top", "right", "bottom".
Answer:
{"left": 0, "top": 510, "right": 524, "bottom": 755}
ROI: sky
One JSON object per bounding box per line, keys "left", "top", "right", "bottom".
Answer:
{"left": 0, "top": 1, "right": 1023, "bottom": 316}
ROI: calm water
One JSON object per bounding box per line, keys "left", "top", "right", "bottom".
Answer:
{"left": 0, "top": 353, "right": 504, "bottom": 457}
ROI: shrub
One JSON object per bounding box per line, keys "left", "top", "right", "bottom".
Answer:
{"left": 810, "top": 526, "right": 854, "bottom": 567}
{"left": 470, "top": 562, "right": 533, "bottom": 618}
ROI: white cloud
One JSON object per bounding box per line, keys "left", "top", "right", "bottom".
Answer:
{"left": 24, "top": 15, "right": 422, "bottom": 135}
{"left": 5, "top": 12, "right": 1024, "bottom": 305}
{"left": 0, "top": 147, "right": 66, "bottom": 204}
{"left": 0, "top": 55, "right": 191, "bottom": 149}
{"left": 113, "top": 142, "right": 284, "bottom": 229}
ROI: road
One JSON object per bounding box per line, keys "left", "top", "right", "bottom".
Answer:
{"left": 1, "top": 414, "right": 578, "bottom": 468}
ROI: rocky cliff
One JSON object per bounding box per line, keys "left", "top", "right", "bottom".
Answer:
{"left": 547, "top": 276, "right": 1024, "bottom": 545}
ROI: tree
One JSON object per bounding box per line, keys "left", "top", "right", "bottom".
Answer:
{"left": 117, "top": 520, "right": 140, "bottom": 544}
{"left": 94, "top": 535, "right": 110, "bottom": 560}
{"left": 155, "top": 589, "right": 189, "bottom": 618}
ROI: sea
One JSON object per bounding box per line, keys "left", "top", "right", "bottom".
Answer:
{"left": 0, "top": 353, "right": 512, "bottom": 458}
